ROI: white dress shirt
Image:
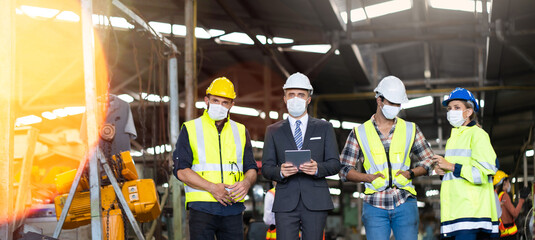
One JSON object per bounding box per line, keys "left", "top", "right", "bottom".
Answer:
{"left": 288, "top": 113, "right": 308, "bottom": 140}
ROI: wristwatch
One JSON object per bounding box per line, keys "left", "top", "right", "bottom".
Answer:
{"left": 408, "top": 169, "right": 415, "bottom": 179}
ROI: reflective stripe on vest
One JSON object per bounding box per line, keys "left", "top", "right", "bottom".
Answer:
{"left": 355, "top": 118, "right": 416, "bottom": 195}
{"left": 183, "top": 111, "right": 246, "bottom": 205}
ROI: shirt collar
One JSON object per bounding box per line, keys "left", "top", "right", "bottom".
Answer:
{"left": 288, "top": 113, "right": 308, "bottom": 127}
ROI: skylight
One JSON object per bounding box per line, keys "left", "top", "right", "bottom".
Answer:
{"left": 217, "top": 32, "right": 294, "bottom": 45}
{"left": 340, "top": 0, "right": 413, "bottom": 23}
{"left": 429, "top": 0, "right": 492, "bottom": 13}
{"left": 402, "top": 96, "right": 434, "bottom": 109}
{"left": 291, "top": 44, "right": 332, "bottom": 54}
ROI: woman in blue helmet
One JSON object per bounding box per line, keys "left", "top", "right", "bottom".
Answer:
{"left": 433, "top": 88, "right": 499, "bottom": 240}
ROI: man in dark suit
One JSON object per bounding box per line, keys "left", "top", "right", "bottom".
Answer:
{"left": 262, "top": 72, "right": 341, "bottom": 240}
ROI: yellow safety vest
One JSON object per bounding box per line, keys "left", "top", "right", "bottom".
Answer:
{"left": 498, "top": 192, "right": 518, "bottom": 237}
{"left": 183, "top": 111, "right": 246, "bottom": 206}
{"left": 354, "top": 118, "right": 416, "bottom": 195}
{"left": 439, "top": 125, "right": 499, "bottom": 237}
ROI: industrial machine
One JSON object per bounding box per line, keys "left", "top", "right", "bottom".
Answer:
{"left": 53, "top": 151, "right": 160, "bottom": 239}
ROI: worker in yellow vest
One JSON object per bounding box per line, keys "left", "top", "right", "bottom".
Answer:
{"left": 339, "top": 76, "right": 435, "bottom": 240}
{"left": 173, "top": 77, "right": 258, "bottom": 240}
{"left": 493, "top": 170, "right": 530, "bottom": 239}
{"left": 434, "top": 87, "right": 499, "bottom": 239}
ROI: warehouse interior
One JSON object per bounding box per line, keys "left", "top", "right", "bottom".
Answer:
{"left": 2, "top": 0, "right": 535, "bottom": 239}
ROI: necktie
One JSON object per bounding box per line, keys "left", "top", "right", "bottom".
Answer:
{"left": 294, "top": 120, "right": 303, "bottom": 150}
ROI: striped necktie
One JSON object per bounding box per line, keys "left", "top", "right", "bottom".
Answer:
{"left": 294, "top": 120, "right": 303, "bottom": 150}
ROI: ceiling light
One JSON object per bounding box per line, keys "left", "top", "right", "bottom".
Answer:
{"left": 260, "top": 112, "right": 266, "bottom": 119}
{"left": 20, "top": 5, "right": 59, "bottom": 19}
{"left": 52, "top": 108, "right": 68, "bottom": 117}
{"left": 55, "top": 11, "right": 80, "bottom": 22}
{"left": 117, "top": 94, "right": 134, "bottom": 103}
{"left": 149, "top": 21, "right": 172, "bottom": 34}
{"left": 402, "top": 96, "right": 433, "bottom": 109}
{"left": 352, "top": 192, "right": 365, "bottom": 198}
{"left": 429, "top": 0, "right": 491, "bottom": 13}
{"left": 283, "top": 113, "right": 289, "bottom": 119}
{"left": 329, "top": 188, "right": 341, "bottom": 195}
{"left": 269, "top": 111, "right": 279, "bottom": 120}
{"left": 230, "top": 106, "right": 260, "bottom": 117}
{"left": 15, "top": 115, "right": 42, "bottom": 127}
{"left": 41, "top": 111, "right": 57, "bottom": 120}
{"left": 272, "top": 37, "right": 294, "bottom": 44}
{"left": 219, "top": 32, "right": 254, "bottom": 45}
{"left": 329, "top": 120, "right": 341, "bottom": 128}
{"left": 195, "top": 101, "right": 207, "bottom": 109}
{"left": 326, "top": 175, "right": 340, "bottom": 181}
{"left": 342, "top": 121, "right": 361, "bottom": 130}
{"left": 291, "top": 44, "right": 331, "bottom": 54}
{"left": 251, "top": 140, "right": 264, "bottom": 149}
{"left": 64, "top": 106, "right": 86, "bottom": 115}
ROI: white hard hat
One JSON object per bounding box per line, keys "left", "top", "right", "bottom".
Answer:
{"left": 283, "top": 72, "right": 313, "bottom": 95}
{"left": 374, "top": 76, "right": 408, "bottom": 104}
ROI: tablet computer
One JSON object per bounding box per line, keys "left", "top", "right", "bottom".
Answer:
{"left": 284, "top": 150, "right": 311, "bottom": 167}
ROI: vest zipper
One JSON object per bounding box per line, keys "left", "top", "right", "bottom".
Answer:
{"left": 219, "top": 132, "right": 224, "bottom": 183}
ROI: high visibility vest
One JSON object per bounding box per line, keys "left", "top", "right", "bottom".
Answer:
{"left": 266, "top": 227, "right": 276, "bottom": 240}
{"left": 355, "top": 118, "right": 417, "bottom": 195}
{"left": 498, "top": 192, "right": 518, "bottom": 237}
{"left": 439, "top": 125, "right": 499, "bottom": 237}
{"left": 183, "top": 111, "right": 246, "bottom": 206}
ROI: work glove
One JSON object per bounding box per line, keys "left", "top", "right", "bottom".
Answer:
{"left": 520, "top": 187, "right": 531, "bottom": 199}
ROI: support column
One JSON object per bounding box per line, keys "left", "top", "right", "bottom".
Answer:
{"left": 169, "top": 55, "right": 184, "bottom": 240}
{"left": 264, "top": 56, "right": 272, "bottom": 126}
{"left": 81, "top": 0, "right": 102, "bottom": 238}
{"left": 0, "top": 0, "right": 15, "bottom": 239}
{"left": 185, "top": 0, "right": 197, "bottom": 122}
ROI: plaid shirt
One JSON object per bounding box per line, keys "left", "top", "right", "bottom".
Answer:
{"left": 339, "top": 116, "right": 434, "bottom": 210}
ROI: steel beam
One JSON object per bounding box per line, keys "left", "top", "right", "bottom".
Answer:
{"left": 168, "top": 55, "right": 184, "bottom": 240}
{"left": 13, "top": 128, "right": 39, "bottom": 229}
{"left": 0, "top": 0, "right": 15, "bottom": 238}
{"left": 80, "top": 0, "right": 102, "bottom": 238}
{"left": 52, "top": 153, "right": 89, "bottom": 238}
{"left": 112, "top": 0, "right": 178, "bottom": 53}
{"left": 185, "top": 0, "right": 197, "bottom": 122}
{"left": 214, "top": 0, "right": 290, "bottom": 78}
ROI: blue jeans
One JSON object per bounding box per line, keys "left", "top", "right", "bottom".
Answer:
{"left": 188, "top": 208, "right": 243, "bottom": 240}
{"left": 362, "top": 197, "right": 419, "bottom": 240}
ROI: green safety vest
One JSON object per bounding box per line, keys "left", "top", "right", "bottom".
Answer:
{"left": 439, "top": 125, "right": 499, "bottom": 237}
{"left": 183, "top": 111, "right": 246, "bottom": 206}
{"left": 355, "top": 118, "right": 417, "bottom": 195}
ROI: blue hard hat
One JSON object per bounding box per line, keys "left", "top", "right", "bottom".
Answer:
{"left": 442, "top": 87, "right": 479, "bottom": 112}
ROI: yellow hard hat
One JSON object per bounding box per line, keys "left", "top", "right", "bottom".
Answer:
{"left": 206, "top": 77, "right": 236, "bottom": 99}
{"left": 493, "top": 170, "right": 509, "bottom": 186}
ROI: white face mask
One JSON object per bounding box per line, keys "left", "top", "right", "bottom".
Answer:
{"left": 447, "top": 110, "right": 467, "bottom": 127}
{"left": 207, "top": 103, "right": 229, "bottom": 121}
{"left": 381, "top": 104, "right": 401, "bottom": 120}
{"left": 287, "top": 97, "right": 307, "bottom": 117}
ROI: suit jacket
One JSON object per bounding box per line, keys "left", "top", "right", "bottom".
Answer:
{"left": 261, "top": 116, "right": 341, "bottom": 212}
